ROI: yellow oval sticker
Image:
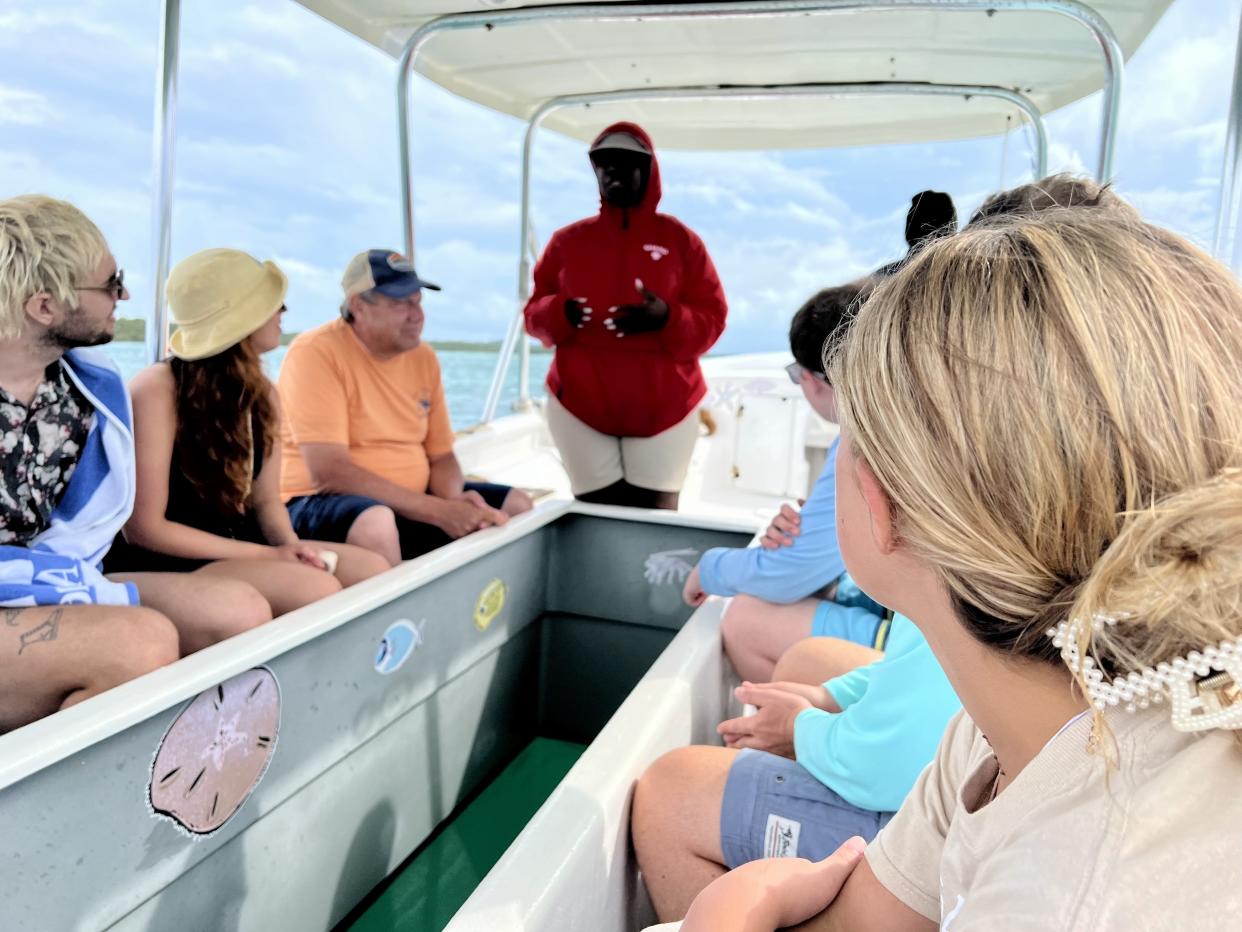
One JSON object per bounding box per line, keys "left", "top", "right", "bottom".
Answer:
{"left": 474, "top": 578, "right": 507, "bottom": 631}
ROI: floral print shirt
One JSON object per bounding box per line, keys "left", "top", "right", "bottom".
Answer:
{"left": 0, "top": 364, "right": 95, "bottom": 545}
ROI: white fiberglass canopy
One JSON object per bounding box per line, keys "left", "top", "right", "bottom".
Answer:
{"left": 293, "top": 0, "right": 1172, "bottom": 151}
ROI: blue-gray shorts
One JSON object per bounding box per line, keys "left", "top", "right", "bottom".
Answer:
{"left": 720, "top": 749, "right": 893, "bottom": 867}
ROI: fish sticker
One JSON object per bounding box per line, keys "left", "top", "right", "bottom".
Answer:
{"left": 473, "top": 578, "right": 507, "bottom": 631}
{"left": 643, "top": 548, "right": 700, "bottom": 586}
{"left": 374, "top": 619, "right": 425, "bottom": 675}
{"left": 148, "top": 667, "right": 281, "bottom": 837}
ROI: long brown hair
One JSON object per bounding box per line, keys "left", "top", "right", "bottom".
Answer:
{"left": 169, "top": 340, "right": 277, "bottom": 516}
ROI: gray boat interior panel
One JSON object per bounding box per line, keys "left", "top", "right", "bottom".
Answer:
{"left": 0, "top": 513, "right": 750, "bottom": 932}
{"left": 548, "top": 513, "right": 744, "bottom": 629}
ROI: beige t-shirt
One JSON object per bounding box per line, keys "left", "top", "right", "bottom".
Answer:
{"left": 868, "top": 708, "right": 1242, "bottom": 930}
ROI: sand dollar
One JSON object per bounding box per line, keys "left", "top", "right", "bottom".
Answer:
{"left": 149, "top": 667, "right": 281, "bottom": 835}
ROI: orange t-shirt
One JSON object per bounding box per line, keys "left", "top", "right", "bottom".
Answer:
{"left": 278, "top": 319, "right": 455, "bottom": 501}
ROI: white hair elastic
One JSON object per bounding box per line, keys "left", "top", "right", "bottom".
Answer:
{"left": 1048, "top": 614, "right": 1242, "bottom": 733}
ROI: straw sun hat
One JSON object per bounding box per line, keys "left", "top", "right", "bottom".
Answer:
{"left": 166, "top": 248, "right": 288, "bottom": 360}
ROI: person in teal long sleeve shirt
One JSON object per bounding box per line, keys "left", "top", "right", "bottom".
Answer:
{"left": 631, "top": 613, "right": 961, "bottom": 917}
{"left": 633, "top": 278, "right": 961, "bottom": 919}
{"left": 790, "top": 615, "right": 961, "bottom": 813}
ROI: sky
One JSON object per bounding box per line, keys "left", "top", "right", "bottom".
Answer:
{"left": 1, "top": 0, "right": 1239, "bottom": 356}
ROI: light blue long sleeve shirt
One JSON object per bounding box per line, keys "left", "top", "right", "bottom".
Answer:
{"left": 697, "top": 438, "right": 843, "bottom": 603}
{"left": 793, "top": 615, "right": 961, "bottom": 813}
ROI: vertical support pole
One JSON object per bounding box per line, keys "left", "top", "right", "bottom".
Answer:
{"left": 481, "top": 108, "right": 545, "bottom": 423}
{"left": 1214, "top": 8, "right": 1242, "bottom": 270}
{"left": 515, "top": 221, "right": 539, "bottom": 410}
{"left": 148, "top": 0, "right": 181, "bottom": 364}
{"left": 396, "top": 37, "right": 427, "bottom": 264}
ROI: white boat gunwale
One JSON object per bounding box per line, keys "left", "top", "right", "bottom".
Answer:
{"left": 0, "top": 499, "right": 759, "bottom": 795}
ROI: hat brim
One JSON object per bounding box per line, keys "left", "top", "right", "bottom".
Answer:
{"left": 168, "top": 261, "right": 289, "bottom": 361}
{"left": 372, "top": 276, "right": 441, "bottom": 297}
{"left": 589, "top": 131, "right": 652, "bottom": 157}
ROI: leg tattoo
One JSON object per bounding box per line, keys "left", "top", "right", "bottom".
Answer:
{"left": 17, "top": 609, "right": 62, "bottom": 655}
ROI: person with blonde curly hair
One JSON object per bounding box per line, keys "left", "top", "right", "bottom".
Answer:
{"left": 107, "top": 248, "right": 390, "bottom": 611}
{"left": 0, "top": 196, "right": 272, "bottom": 732}
{"left": 669, "top": 199, "right": 1242, "bottom": 930}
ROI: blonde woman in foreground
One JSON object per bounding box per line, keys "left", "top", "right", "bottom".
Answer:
{"left": 676, "top": 206, "right": 1242, "bottom": 930}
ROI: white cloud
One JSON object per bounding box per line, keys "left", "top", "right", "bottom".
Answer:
{"left": 183, "top": 41, "right": 303, "bottom": 80}
{"left": 0, "top": 86, "right": 55, "bottom": 126}
{"left": 1046, "top": 141, "right": 1089, "bottom": 177}
{"left": 1124, "top": 34, "right": 1235, "bottom": 136}
{"left": 0, "top": 0, "right": 1234, "bottom": 353}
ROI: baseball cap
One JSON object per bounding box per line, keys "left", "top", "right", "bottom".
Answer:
{"left": 589, "top": 131, "right": 652, "bottom": 158}
{"left": 341, "top": 249, "right": 441, "bottom": 299}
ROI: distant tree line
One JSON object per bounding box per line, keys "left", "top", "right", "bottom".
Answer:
{"left": 111, "top": 318, "right": 548, "bottom": 353}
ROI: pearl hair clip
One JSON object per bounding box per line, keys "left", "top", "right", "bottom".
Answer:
{"left": 1048, "top": 614, "right": 1242, "bottom": 733}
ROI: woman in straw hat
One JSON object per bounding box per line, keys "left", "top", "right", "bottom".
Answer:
{"left": 105, "top": 248, "right": 389, "bottom": 615}
{"left": 664, "top": 202, "right": 1242, "bottom": 930}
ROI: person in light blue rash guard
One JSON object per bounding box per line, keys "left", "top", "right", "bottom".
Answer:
{"left": 682, "top": 281, "right": 885, "bottom": 682}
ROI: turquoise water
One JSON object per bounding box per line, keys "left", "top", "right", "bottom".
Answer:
{"left": 99, "top": 342, "right": 551, "bottom": 431}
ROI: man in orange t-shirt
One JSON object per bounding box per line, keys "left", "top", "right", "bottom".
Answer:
{"left": 279, "top": 250, "right": 533, "bottom": 564}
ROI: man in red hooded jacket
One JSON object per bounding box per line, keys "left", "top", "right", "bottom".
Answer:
{"left": 524, "top": 122, "right": 728, "bottom": 510}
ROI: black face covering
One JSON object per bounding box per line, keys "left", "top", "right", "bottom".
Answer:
{"left": 591, "top": 150, "right": 651, "bottom": 209}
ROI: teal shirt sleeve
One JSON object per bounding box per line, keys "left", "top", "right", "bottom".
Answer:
{"left": 824, "top": 663, "right": 871, "bottom": 710}
{"left": 792, "top": 616, "right": 962, "bottom": 813}
{"left": 696, "top": 438, "right": 844, "bottom": 603}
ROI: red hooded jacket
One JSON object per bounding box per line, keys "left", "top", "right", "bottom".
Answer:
{"left": 524, "top": 122, "right": 728, "bottom": 438}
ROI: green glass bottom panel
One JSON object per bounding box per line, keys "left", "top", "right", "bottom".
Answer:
{"left": 342, "top": 737, "right": 587, "bottom": 932}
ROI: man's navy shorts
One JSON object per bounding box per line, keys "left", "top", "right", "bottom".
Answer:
{"left": 286, "top": 482, "right": 513, "bottom": 559}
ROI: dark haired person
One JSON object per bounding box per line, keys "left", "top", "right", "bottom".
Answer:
{"left": 524, "top": 122, "right": 728, "bottom": 510}
{"left": 632, "top": 276, "right": 960, "bottom": 918}
{"left": 108, "top": 248, "right": 389, "bottom": 614}
{"left": 681, "top": 282, "right": 884, "bottom": 683}
{"left": 876, "top": 189, "right": 957, "bottom": 275}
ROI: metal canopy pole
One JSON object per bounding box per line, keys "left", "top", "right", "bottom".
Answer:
{"left": 478, "top": 80, "right": 1050, "bottom": 423}
{"left": 397, "top": 0, "right": 1125, "bottom": 264}
{"left": 148, "top": 0, "right": 181, "bottom": 364}
{"left": 1213, "top": 9, "right": 1242, "bottom": 271}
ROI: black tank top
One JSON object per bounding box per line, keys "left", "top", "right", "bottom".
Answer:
{"left": 165, "top": 413, "right": 265, "bottom": 540}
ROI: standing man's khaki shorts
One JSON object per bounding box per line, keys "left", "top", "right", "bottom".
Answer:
{"left": 545, "top": 394, "right": 701, "bottom": 495}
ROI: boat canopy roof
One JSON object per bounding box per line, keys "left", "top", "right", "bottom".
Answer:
{"left": 292, "top": 0, "right": 1171, "bottom": 150}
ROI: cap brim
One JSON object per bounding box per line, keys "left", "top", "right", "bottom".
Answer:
{"left": 373, "top": 277, "right": 441, "bottom": 297}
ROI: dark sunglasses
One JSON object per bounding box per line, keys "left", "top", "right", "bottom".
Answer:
{"left": 77, "top": 269, "right": 125, "bottom": 300}
{"left": 785, "top": 361, "right": 829, "bottom": 386}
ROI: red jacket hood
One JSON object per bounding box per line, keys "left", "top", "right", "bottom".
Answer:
{"left": 591, "top": 121, "right": 662, "bottom": 219}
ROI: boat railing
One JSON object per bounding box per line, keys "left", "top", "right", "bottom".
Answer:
{"left": 143, "top": 0, "right": 1128, "bottom": 411}
{"left": 478, "top": 80, "right": 1053, "bottom": 424}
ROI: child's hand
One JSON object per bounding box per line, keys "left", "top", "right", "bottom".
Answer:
{"left": 683, "top": 564, "right": 708, "bottom": 607}
{"left": 717, "top": 682, "right": 812, "bottom": 758}
{"left": 760, "top": 501, "right": 803, "bottom": 550}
